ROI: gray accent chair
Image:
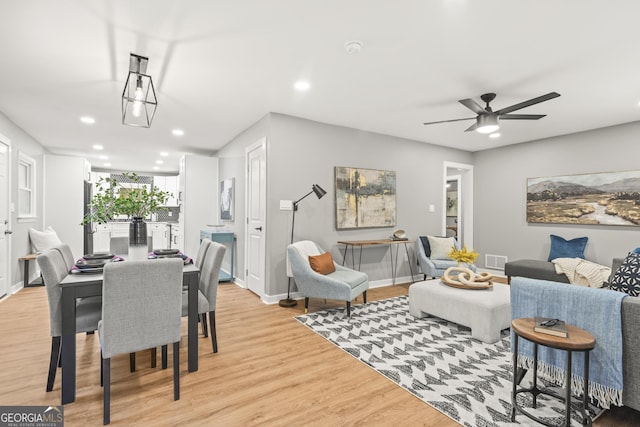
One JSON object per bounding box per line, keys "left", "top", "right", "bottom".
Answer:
{"left": 38, "top": 248, "right": 102, "bottom": 392}
{"left": 182, "top": 241, "right": 225, "bottom": 353}
{"left": 415, "top": 237, "right": 476, "bottom": 279}
{"left": 99, "top": 258, "right": 183, "bottom": 425}
{"left": 287, "top": 240, "right": 369, "bottom": 317}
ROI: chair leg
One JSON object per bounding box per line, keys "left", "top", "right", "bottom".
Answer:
{"left": 304, "top": 297, "right": 310, "bottom": 314}
{"left": 209, "top": 310, "right": 218, "bottom": 353}
{"left": 151, "top": 347, "right": 157, "bottom": 368}
{"left": 346, "top": 301, "right": 351, "bottom": 318}
{"left": 100, "top": 350, "right": 103, "bottom": 387}
{"left": 363, "top": 290, "right": 367, "bottom": 304}
{"left": 162, "top": 345, "right": 168, "bottom": 369}
{"left": 173, "top": 341, "right": 180, "bottom": 401}
{"left": 46, "top": 336, "right": 61, "bottom": 392}
{"left": 129, "top": 353, "right": 136, "bottom": 372}
{"left": 201, "top": 313, "right": 208, "bottom": 337}
{"left": 103, "top": 357, "right": 111, "bottom": 425}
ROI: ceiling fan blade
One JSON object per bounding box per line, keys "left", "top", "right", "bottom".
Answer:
{"left": 499, "top": 114, "right": 546, "bottom": 120}
{"left": 459, "top": 98, "right": 487, "bottom": 114}
{"left": 423, "top": 117, "right": 476, "bottom": 125}
{"left": 495, "top": 92, "right": 560, "bottom": 115}
{"left": 464, "top": 122, "right": 478, "bottom": 132}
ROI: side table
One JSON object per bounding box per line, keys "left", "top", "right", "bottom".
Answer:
{"left": 511, "top": 317, "right": 596, "bottom": 427}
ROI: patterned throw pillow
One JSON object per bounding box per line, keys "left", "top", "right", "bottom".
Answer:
{"left": 609, "top": 252, "right": 640, "bottom": 297}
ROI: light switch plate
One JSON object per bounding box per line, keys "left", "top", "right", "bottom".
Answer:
{"left": 429, "top": 204, "right": 435, "bottom": 213}
{"left": 280, "top": 200, "right": 293, "bottom": 211}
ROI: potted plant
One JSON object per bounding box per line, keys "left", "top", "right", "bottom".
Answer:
{"left": 82, "top": 173, "right": 171, "bottom": 246}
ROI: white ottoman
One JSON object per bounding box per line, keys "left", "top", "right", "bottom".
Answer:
{"left": 408, "top": 280, "right": 511, "bottom": 343}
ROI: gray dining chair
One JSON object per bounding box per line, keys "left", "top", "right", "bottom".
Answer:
{"left": 38, "top": 248, "right": 102, "bottom": 392}
{"left": 53, "top": 243, "right": 76, "bottom": 271}
{"left": 195, "top": 238, "right": 212, "bottom": 270}
{"left": 109, "top": 236, "right": 153, "bottom": 255}
{"left": 99, "top": 258, "right": 183, "bottom": 425}
{"left": 181, "top": 241, "right": 225, "bottom": 353}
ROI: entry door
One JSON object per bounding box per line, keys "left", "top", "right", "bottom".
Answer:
{"left": 0, "top": 137, "right": 11, "bottom": 298}
{"left": 245, "top": 138, "right": 266, "bottom": 297}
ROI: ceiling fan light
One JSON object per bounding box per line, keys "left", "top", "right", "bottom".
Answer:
{"left": 476, "top": 114, "right": 499, "bottom": 134}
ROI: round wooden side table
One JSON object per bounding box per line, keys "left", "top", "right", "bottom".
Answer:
{"left": 511, "top": 317, "right": 596, "bottom": 427}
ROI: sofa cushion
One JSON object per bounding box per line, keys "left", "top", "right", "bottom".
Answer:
{"left": 308, "top": 252, "right": 336, "bottom": 275}
{"left": 547, "top": 234, "right": 588, "bottom": 262}
{"left": 609, "top": 252, "right": 640, "bottom": 297}
{"left": 428, "top": 236, "right": 455, "bottom": 260}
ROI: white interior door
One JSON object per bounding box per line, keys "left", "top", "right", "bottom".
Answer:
{"left": 443, "top": 161, "right": 474, "bottom": 249}
{"left": 0, "top": 136, "right": 11, "bottom": 298}
{"left": 245, "top": 138, "right": 266, "bottom": 297}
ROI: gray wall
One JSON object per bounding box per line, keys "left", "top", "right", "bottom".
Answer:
{"left": 473, "top": 121, "right": 640, "bottom": 268}
{"left": 0, "top": 111, "right": 49, "bottom": 287}
{"left": 225, "top": 113, "right": 473, "bottom": 297}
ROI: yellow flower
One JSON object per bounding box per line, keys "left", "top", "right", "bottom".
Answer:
{"left": 448, "top": 245, "right": 479, "bottom": 264}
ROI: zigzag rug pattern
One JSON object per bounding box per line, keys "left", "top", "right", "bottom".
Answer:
{"left": 295, "top": 295, "right": 601, "bottom": 426}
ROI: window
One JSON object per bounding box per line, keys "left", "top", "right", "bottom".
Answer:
{"left": 18, "top": 151, "right": 36, "bottom": 220}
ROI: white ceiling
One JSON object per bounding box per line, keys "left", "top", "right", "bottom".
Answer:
{"left": 1, "top": 1, "right": 640, "bottom": 173}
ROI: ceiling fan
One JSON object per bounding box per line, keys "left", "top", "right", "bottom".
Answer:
{"left": 423, "top": 92, "right": 561, "bottom": 134}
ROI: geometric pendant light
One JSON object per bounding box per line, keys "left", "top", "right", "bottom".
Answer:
{"left": 121, "top": 53, "right": 157, "bottom": 127}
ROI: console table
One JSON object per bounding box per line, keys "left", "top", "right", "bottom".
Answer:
{"left": 200, "top": 230, "right": 235, "bottom": 281}
{"left": 337, "top": 239, "right": 415, "bottom": 285}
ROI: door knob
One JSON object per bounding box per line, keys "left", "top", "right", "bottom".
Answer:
{"left": 4, "top": 229, "right": 12, "bottom": 235}
{"left": 254, "top": 226, "right": 262, "bottom": 231}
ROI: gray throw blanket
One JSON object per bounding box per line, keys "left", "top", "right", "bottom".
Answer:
{"left": 511, "top": 277, "right": 626, "bottom": 408}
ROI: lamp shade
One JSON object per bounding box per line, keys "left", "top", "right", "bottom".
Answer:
{"left": 476, "top": 114, "right": 499, "bottom": 134}
{"left": 312, "top": 184, "right": 326, "bottom": 199}
{"left": 122, "top": 54, "right": 157, "bottom": 128}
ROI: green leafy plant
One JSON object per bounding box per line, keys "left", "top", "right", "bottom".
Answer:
{"left": 81, "top": 173, "right": 171, "bottom": 225}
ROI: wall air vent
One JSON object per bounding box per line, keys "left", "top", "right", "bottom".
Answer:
{"left": 485, "top": 254, "right": 508, "bottom": 270}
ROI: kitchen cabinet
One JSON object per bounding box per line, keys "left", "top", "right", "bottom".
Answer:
{"left": 92, "top": 222, "right": 169, "bottom": 252}
{"left": 179, "top": 155, "right": 218, "bottom": 259}
{"left": 154, "top": 175, "right": 179, "bottom": 206}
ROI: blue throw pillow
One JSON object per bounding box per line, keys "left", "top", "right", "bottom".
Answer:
{"left": 609, "top": 252, "right": 640, "bottom": 297}
{"left": 547, "top": 234, "right": 588, "bottom": 262}
{"left": 633, "top": 247, "right": 640, "bottom": 254}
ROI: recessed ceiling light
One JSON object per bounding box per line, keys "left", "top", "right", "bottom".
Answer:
{"left": 489, "top": 133, "right": 501, "bottom": 139}
{"left": 172, "top": 129, "right": 184, "bottom": 136}
{"left": 160, "top": 151, "right": 169, "bottom": 157}
{"left": 294, "top": 81, "right": 310, "bottom": 91}
{"left": 93, "top": 144, "right": 104, "bottom": 150}
{"left": 99, "top": 155, "right": 108, "bottom": 160}
{"left": 153, "top": 166, "right": 160, "bottom": 170}
{"left": 156, "top": 160, "right": 164, "bottom": 165}
{"left": 80, "top": 116, "right": 95, "bottom": 124}
{"left": 103, "top": 162, "right": 111, "bottom": 167}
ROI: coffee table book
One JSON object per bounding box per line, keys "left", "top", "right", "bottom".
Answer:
{"left": 534, "top": 317, "right": 568, "bottom": 338}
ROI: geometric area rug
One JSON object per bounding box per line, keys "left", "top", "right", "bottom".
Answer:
{"left": 295, "top": 295, "right": 602, "bottom": 426}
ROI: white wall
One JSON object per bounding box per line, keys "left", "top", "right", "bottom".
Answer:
{"left": 473, "top": 121, "right": 640, "bottom": 268}
{"left": 0, "top": 111, "right": 48, "bottom": 287}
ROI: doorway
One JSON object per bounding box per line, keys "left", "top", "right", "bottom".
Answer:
{"left": 443, "top": 161, "right": 473, "bottom": 249}
{"left": 245, "top": 138, "right": 267, "bottom": 298}
{"left": 0, "top": 135, "right": 11, "bottom": 298}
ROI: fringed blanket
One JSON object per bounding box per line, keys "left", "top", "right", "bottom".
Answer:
{"left": 552, "top": 257, "right": 611, "bottom": 288}
{"left": 511, "top": 277, "right": 626, "bottom": 408}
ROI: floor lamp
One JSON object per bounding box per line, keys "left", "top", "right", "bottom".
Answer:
{"left": 279, "top": 184, "right": 327, "bottom": 307}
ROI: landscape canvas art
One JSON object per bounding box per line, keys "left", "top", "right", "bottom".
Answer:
{"left": 527, "top": 170, "right": 640, "bottom": 226}
{"left": 335, "top": 166, "right": 396, "bottom": 229}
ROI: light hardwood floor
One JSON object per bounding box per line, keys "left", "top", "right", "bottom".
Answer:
{"left": 0, "top": 282, "right": 637, "bottom": 426}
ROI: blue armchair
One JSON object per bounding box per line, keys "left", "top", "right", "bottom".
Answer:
{"left": 287, "top": 240, "right": 369, "bottom": 317}
{"left": 416, "top": 236, "right": 476, "bottom": 279}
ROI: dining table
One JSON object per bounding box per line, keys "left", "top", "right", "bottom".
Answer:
{"left": 58, "top": 256, "right": 200, "bottom": 405}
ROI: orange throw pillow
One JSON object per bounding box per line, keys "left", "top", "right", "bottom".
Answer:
{"left": 308, "top": 252, "right": 336, "bottom": 275}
